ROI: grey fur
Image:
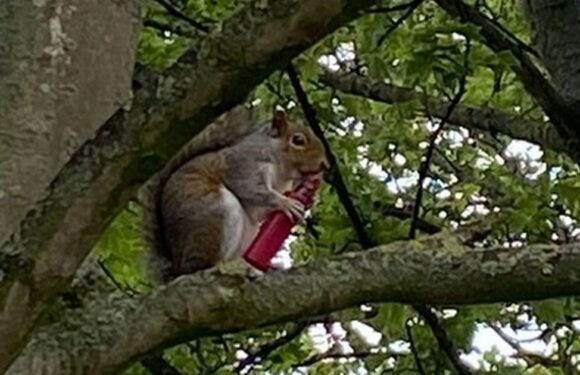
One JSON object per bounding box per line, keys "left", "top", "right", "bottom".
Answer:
{"left": 142, "top": 106, "right": 261, "bottom": 283}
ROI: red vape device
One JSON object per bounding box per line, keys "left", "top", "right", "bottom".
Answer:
{"left": 243, "top": 174, "right": 322, "bottom": 271}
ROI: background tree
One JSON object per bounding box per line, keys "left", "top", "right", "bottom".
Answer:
{"left": 1, "top": 0, "right": 580, "bottom": 374}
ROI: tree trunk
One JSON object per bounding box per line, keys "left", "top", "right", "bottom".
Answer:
{"left": 525, "top": 0, "right": 580, "bottom": 107}
{"left": 0, "top": 0, "right": 141, "bottom": 243}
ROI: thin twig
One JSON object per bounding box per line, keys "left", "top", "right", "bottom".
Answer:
{"left": 408, "top": 39, "right": 470, "bottom": 239}
{"left": 286, "top": 63, "right": 374, "bottom": 248}
{"left": 377, "top": 0, "right": 423, "bottom": 46}
{"left": 236, "top": 323, "right": 307, "bottom": 373}
{"left": 367, "top": 2, "right": 420, "bottom": 13}
{"left": 477, "top": 2, "right": 539, "bottom": 58}
{"left": 152, "top": 0, "right": 210, "bottom": 33}
{"left": 407, "top": 39, "right": 473, "bottom": 375}
{"left": 488, "top": 324, "right": 558, "bottom": 367}
{"left": 406, "top": 319, "right": 427, "bottom": 375}
{"left": 434, "top": 147, "right": 463, "bottom": 178}
{"left": 415, "top": 306, "right": 472, "bottom": 374}
{"left": 187, "top": 341, "right": 211, "bottom": 371}
{"left": 97, "top": 260, "right": 135, "bottom": 297}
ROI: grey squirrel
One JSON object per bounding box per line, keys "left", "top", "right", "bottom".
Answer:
{"left": 144, "top": 106, "right": 329, "bottom": 282}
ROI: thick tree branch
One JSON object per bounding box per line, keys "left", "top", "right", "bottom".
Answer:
{"left": 320, "top": 72, "right": 571, "bottom": 159}
{"left": 0, "top": 0, "right": 377, "bottom": 370}
{"left": 9, "top": 238, "right": 580, "bottom": 374}
{"left": 434, "top": 0, "right": 580, "bottom": 145}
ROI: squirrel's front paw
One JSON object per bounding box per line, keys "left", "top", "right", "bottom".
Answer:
{"left": 280, "top": 196, "right": 305, "bottom": 222}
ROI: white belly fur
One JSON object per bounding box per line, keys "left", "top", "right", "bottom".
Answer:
{"left": 219, "top": 186, "right": 259, "bottom": 260}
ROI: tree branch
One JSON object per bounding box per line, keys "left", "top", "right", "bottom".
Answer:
{"left": 408, "top": 66, "right": 467, "bottom": 239}
{"left": 0, "top": 0, "right": 377, "bottom": 370}
{"left": 488, "top": 324, "right": 558, "bottom": 367}
{"left": 406, "top": 319, "right": 427, "bottom": 375}
{"left": 416, "top": 306, "right": 471, "bottom": 374}
{"left": 287, "top": 64, "right": 374, "bottom": 248}
{"left": 320, "top": 72, "right": 571, "bottom": 160}
{"left": 9, "top": 238, "right": 580, "bottom": 374}
{"left": 376, "top": 0, "right": 423, "bottom": 46}
{"left": 434, "top": 0, "right": 580, "bottom": 145}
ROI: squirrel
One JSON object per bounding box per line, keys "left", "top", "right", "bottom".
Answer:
{"left": 143, "top": 106, "right": 329, "bottom": 283}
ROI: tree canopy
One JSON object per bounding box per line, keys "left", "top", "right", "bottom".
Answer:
{"left": 2, "top": 0, "right": 580, "bottom": 374}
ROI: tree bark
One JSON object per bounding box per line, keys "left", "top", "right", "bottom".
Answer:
{"left": 0, "top": 0, "right": 141, "bottom": 243}
{"left": 9, "top": 234, "right": 580, "bottom": 374}
{"left": 524, "top": 0, "right": 580, "bottom": 107}
{"left": 0, "top": 0, "right": 376, "bottom": 371}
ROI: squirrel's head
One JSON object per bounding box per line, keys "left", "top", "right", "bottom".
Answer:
{"left": 270, "top": 109, "right": 330, "bottom": 175}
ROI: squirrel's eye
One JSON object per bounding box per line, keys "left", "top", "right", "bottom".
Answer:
{"left": 291, "top": 133, "right": 307, "bottom": 147}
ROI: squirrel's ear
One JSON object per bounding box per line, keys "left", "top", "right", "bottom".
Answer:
{"left": 271, "top": 109, "right": 288, "bottom": 137}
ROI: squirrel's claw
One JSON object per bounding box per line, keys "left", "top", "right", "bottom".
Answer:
{"left": 281, "top": 196, "right": 306, "bottom": 223}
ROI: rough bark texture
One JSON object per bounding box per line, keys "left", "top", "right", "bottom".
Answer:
{"left": 524, "top": 0, "right": 580, "bottom": 107}
{"left": 0, "top": 0, "right": 140, "bottom": 243}
{"left": 0, "top": 0, "right": 376, "bottom": 371}
{"left": 321, "top": 72, "right": 570, "bottom": 158}
{"left": 9, "top": 235, "right": 580, "bottom": 374}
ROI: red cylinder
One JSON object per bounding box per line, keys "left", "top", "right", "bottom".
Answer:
{"left": 243, "top": 174, "right": 322, "bottom": 271}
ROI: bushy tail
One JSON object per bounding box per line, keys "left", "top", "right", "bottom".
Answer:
{"left": 142, "top": 105, "right": 261, "bottom": 283}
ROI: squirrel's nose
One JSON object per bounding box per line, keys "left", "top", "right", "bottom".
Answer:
{"left": 321, "top": 158, "right": 330, "bottom": 171}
